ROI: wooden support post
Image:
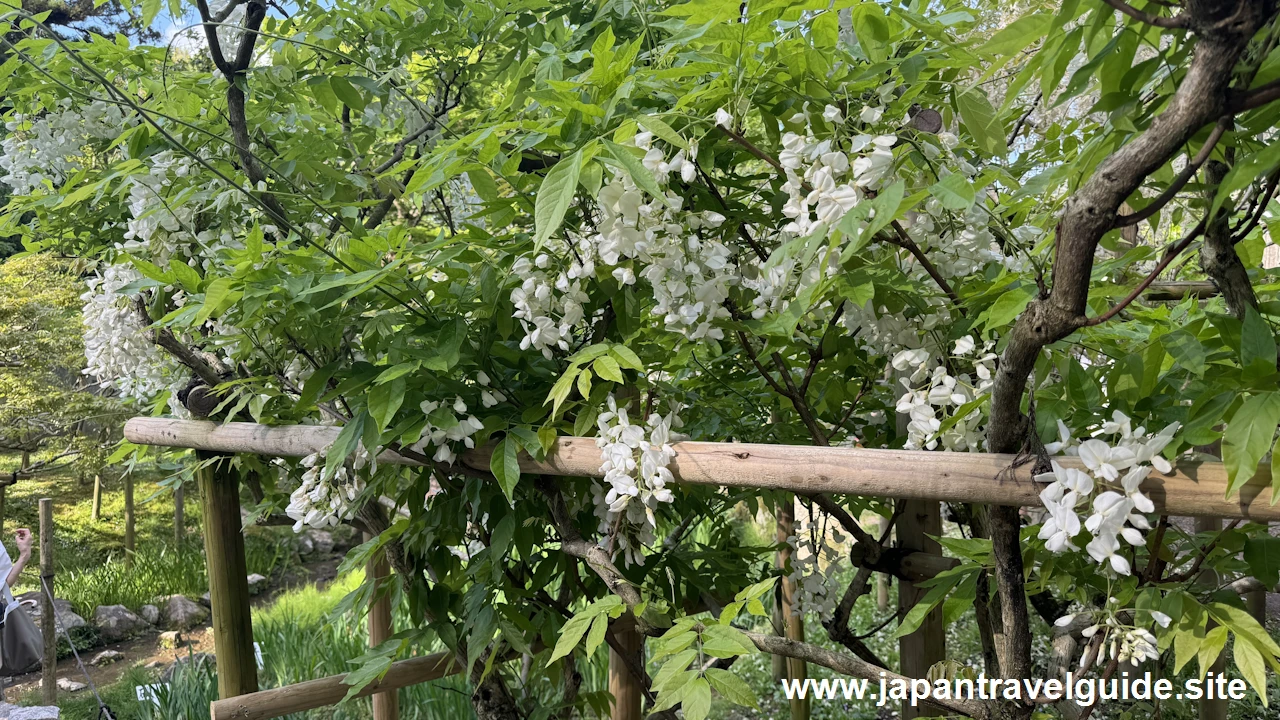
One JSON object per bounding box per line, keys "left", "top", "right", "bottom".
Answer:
{"left": 39, "top": 498, "right": 55, "bottom": 706}
{"left": 366, "top": 534, "right": 399, "bottom": 720}
{"left": 898, "top": 500, "right": 945, "bottom": 719}
{"left": 174, "top": 482, "right": 185, "bottom": 546}
{"left": 607, "top": 615, "right": 644, "bottom": 720}
{"left": 91, "top": 474, "right": 102, "bottom": 522}
{"left": 776, "top": 496, "right": 809, "bottom": 720}
{"left": 198, "top": 452, "right": 259, "bottom": 698}
{"left": 123, "top": 473, "right": 135, "bottom": 564}
{"left": 1246, "top": 522, "right": 1269, "bottom": 624}
{"left": 0, "top": 483, "right": 7, "bottom": 537}
{"left": 1195, "top": 517, "right": 1228, "bottom": 720}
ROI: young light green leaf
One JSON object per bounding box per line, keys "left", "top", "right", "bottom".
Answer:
{"left": 1233, "top": 636, "right": 1270, "bottom": 706}
{"left": 1223, "top": 392, "right": 1280, "bottom": 497}
{"left": 682, "top": 678, "right": 712, "bottom": 720}
{"left": 603, "top": 140, "right": 667, "bottom": 204}
{"left": 534, "top": 151, "right": 582, "bottom": 251}
{"left": 546, "top": 611, "right": 594, "bottom": 666}
{"left": 929, "top": 173, "right": 975, "bottom": 211}
{"left": 593, "top": 355, "right": 625, "bottom": 383}
{"left": 490, "top": 436, "right": 522, "bottom": 505}
{"left": 706, "top": 668, "right": 759, "bottom": 709}
{"left": 955, "top": 89, "right": 1008, "bottom": 157}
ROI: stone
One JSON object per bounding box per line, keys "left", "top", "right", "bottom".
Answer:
{"left": 162, "top": 595, "right": 208, "bottom": 629}
{"left": 246, "top": 573, "right": 268, "bottom": 595}
{"left": 0, "top": 703, "right": 60, "bottom": 719}
{"left": 144, "top": 659, "right": 165, "bottom": 669}
{"left": 161, "top": 652, "right": 212, "bottom": 682}
{"left": 158, "top": 630, "right": 183, "bottom": 649}
{"left": 140, "top": 604, "right": 160, "bottom": 624}
{"left": 295, "top": 533, "right": 315, "bottom": 555}
{"left": 199, "top": 592, "right": 210, "bottom": 607}
{"left": 55, "top": 677, "right": 86, "bottom": 692}
{"left": 90, "top": 650, "right": 125, "bottom": 666}
{"left": 306, "top": 529, "right": 335, "bottom": 554}
{"left": 15, "top": 593, "right": 86, "bottom": 633}
{"left": 94, "top": 604, "right": 149, "bottom": 642}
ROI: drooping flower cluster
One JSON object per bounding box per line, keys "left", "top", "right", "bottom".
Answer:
{"left": 284, "top": 443, "right": 371, "bottom": 531}
{"left": 81, "top": 264, "right": 180, "bottom": 402}
{"left": 777, "top": 127, "right": 896, "bottom": 237}
{"left": 510, "top": 253, "right": 590, "bottom": 359}
{"left": 893, "top": 336, "right": 997, "bottom": 451}
{"left": 1036, "top": 412, "right": 1180, "bottom": 575}
{"left": 785, "top": 518, "right": 849, "bottom": 619}
{"left": 410, "top": 396, "right": 485, "bottom": 464}
{"left": 591, "top": 395, "right": 680, "bottom": 566}
{"left": 1055, "top": 602, "right": 1170, "bottom": 668}
{"left": 0, "top": 101, "right": 128, "bottom": 195}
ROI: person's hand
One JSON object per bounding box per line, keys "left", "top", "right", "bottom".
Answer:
{"left": 13, "top": 529, "right": 32, "bottom": 558}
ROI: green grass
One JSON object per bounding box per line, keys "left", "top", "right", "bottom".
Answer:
{"left": 45, "top": 573, "right": 479, "bottom": 720}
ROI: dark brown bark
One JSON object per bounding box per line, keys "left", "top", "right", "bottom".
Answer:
{"left": 1201, "top": 160, "right": 1260, "bottom": 318}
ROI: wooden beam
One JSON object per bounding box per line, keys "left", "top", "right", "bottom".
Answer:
{"left": 210, "top": 651, "right": 460, "bottom": 720}
{"left": 124, "top": 419, "right": 1280, "bottom": 521}
{"left": 38, "top": 498, "right": 54, "bottom": 705}
{"left": 199, "top": 452, "right": 259, "bottom": 698}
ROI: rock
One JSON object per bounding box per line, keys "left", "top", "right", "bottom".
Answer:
{"left": 55, "top": 677, "right": 86, "bottom": 692}
{"left": 90, "top": 650, "right": 125, "bottom": 667}
{"left": 94, "top": 604, "right": 149, "bottom": 642}
{"left": 295, "top": 533, "right": 315, "bottom": 555}
{"left": 144, "top": 659, "right": 165, "bottom": 669}
{"left": 161, "top": 652, "right": 212, "bottom": 682}
{"left": 307, "top": 529, "right": 335, "bottom": 554}
{"left": 0, "top": 703, "right": 60, "bottom": 719}
{"left": 246, "top": 573, "right": 268, "bottom": 595}
{"left": 162, "top": 595, "right": 208, "bottom": 630}
{"left": 140, "top": 604, "right": 160, "bottom": 624}
{"left": 158, "top": 630, "right": 183, "bottom": 649}
{"left": 15, "top": 593, "right": 86, "bottom": 633}
{"left": 199, "top": 592, "right": 210, "bottom": 607}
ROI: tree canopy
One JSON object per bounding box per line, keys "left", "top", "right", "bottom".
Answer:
{"left": 3, "top": 0, "right": 1280, "bottom": 718}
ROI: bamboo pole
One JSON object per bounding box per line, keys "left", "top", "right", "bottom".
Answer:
{"left": 174, "top": 482, "right": 185, "bottom": 546}
{"left": 366, "top": 534, "right": 399, "bottom": 720}
{"left": 123, "top": 473, "right": 135, "bottom": 564}
{"left": 38, "top": 498, "right": 54, "bottom": 705}
{"left": 776, "top": 497, "right": 809, "bottom": 720}
{"left": 91, "top": 474, "right": 102, "bottom": 522}
{"left": 607, "top": 615, "right": 645, "bottom": 720}
{"left": 876, "top": 515, "right": 889, "bottom": 612}
{"left": 210, "top": 651, "right": 460, "bottom": 720}
{"left": 122, "top": 419, "right": 1280, "bottom": 521}
{"left": 199, "top": 452, "right": 259, "bottom": 698}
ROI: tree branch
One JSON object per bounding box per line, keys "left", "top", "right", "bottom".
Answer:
{"left": 1100, "top": 0, "right": 1188, "bottom": 28}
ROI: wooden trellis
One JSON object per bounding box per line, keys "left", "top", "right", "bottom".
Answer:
{"left": 121, "top": 417, "right": 1280, "bottom": 720}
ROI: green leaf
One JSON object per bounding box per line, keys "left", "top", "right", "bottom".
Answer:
{"left": 534, "top": 151, "right": 582, "bottom": 250}
{"left": 1223, "top": 392, "right": 1280, "bottom": 497}
{"left": 636, "top": 115, "right": 687, "bottom": 149}
{"left": 547, "top": 611, "right": 594, "bottom": 665}
{"left": 699, "top": 624, "right": 755, "bottom": 658}
{"left": 1209, "top": 602, "right": 1280, "bottom": 656}
{"left": 490, "top": 436, "right": 521, "bottom": 505}
{"left": 1213, "top": 140, "right": 1280, "bottom": 218}
{"left": 929, "top": 173, "right": 975, "bottom": 211}
{"left": 196, "top": 277, "right": 238, "bottom": 322}
{"left": 865, "top": 180, "right": 905, "bottom": 239}
{"left": 1240, "top": 306, "right": 1277, "bottom": 378}
{"left": 367, "top": 378, "right": 404, "bottom": 432}
{"left": 1243, "top": 537, "right": 1280, "bottom": 589}
{"left": 1233, "top": 636, "right": 1270, "bottom": 707}
{"left": 985, "top": 284, "right": 1035, "bottom": 330}
{"left": 609, "top": 345, "right": 644, "bottom": 371}
{"left": 140, "top": 0, "right": 163, "bottom": 28}
{"left": 603, "top": 140, "right": 666, "bottom": 204}
{"left": 576, "top": 368, "right": 593, "bottom": 399}
{"left": 330, "top": 76, "right": 367, "bottom": 112}
{"left": 848, "top": 3, "right": 890, "bottom": 63}
{"left": 706, "top": 667, "right": 758, "bottom": 709}
{"left": 1162, "top": 330, "right": 1207, "bottom": 376}
{"left": 1197, "top": 625, "right": 1227, "bottom": 679}
{"left": 977, "top": 14, "right": 1051, "bottom": 56}
{"left": 683, "top": 678, "right": 712, "bottom": 720}
{"left": 585, "top": 613, "right": 609, "bottom": 655}
{"left": 593, "top": 355, "right": 625, "bottom": 383}
{"left": 955, "top": 89, "right": 1008, "bottom": 157}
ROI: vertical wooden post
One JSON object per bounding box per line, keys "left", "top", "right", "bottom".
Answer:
{"left": 198, "top": 452, "right": 259, "bottom": 698}
{"left": 39, "top": 498, "right": 55, "bottom": 706}
{"left": 91, "top": 474, "right": 102, "bottom": 522}
{"left": 1195, "top": 517, "right": 1228, "bottom": 720}
{"left": 776, "top": 496, "right": 809, "bottom": 720}
{"left": 366, "top": 533, "right": 399, "bottom": 720}
{"left": 897, "top": 500, "right": 946, "bottom": 719}
{"left": 1246, "top": 522, "right": 1269, "bottom": 624}
{"left": 0, "top": 482, "right": 8, "bottom": 536}
{"left": 123, "top": 473, "right": 135, "bottom": 564}
{"left": 607, "top": 615, "right": 644, "bottom": 720}
{"left": 174, "top": 482, "right": 185, "bottom": 546}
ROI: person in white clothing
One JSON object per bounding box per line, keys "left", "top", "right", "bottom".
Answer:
{"left": 0, "top": 528, "right": 32, "bottom": 700}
